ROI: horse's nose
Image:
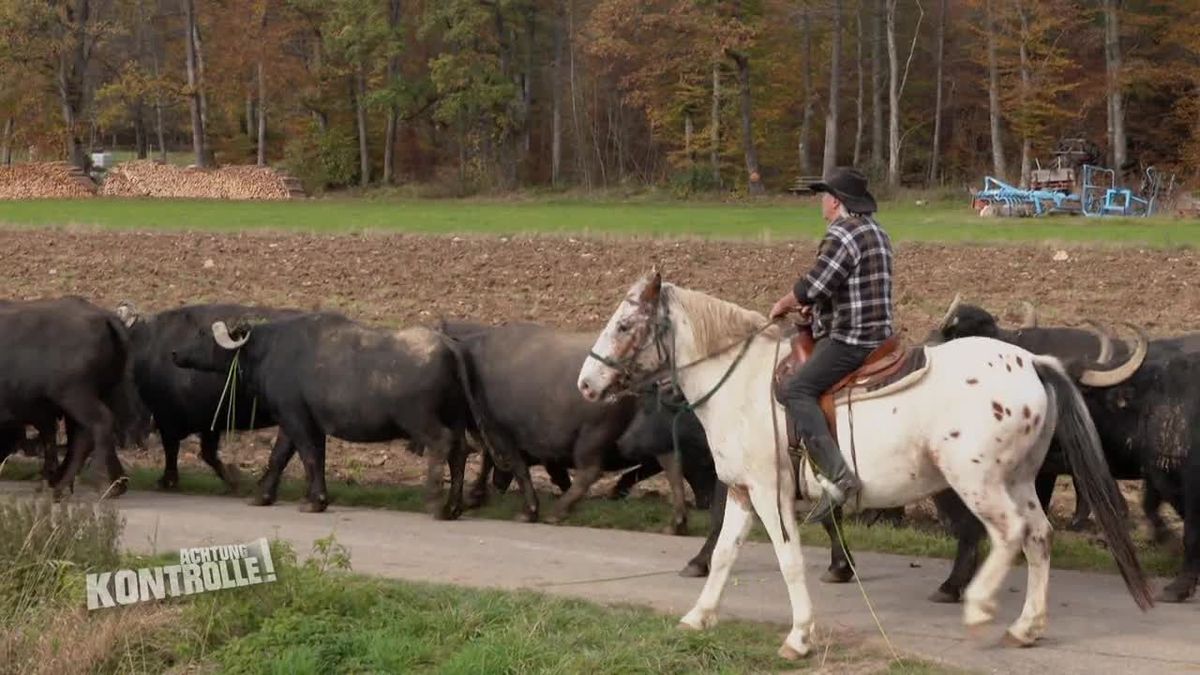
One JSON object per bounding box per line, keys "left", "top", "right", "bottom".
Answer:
{"left": 579, "top": 379, "right": 598, "bottom": 401}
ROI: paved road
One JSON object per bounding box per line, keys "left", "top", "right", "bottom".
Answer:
{"left": 8, "top": 483, "right": 1196, "bottom": 674}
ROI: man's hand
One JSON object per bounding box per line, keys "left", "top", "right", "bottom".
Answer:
{"left": 769, "top": 291, "right": 799, "bottom": 320}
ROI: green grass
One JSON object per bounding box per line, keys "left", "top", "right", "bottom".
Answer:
{"left": 2, "top": 196, "right": 1199, "bottom": 246}
{"left": 1, "top": 458, "right": 1180, "bottom": 579}
{"left": 0, "top": 495, "right": 951, "bottom": 674}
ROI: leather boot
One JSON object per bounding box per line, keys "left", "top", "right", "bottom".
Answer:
{"left": 801, "top": 429, "right": 861, "bottom": 525}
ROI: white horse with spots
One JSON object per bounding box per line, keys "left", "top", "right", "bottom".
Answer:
{"left": 577, "top": 273, "right": 1152, "bottom": 660}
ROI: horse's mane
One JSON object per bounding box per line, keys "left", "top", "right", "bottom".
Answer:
{"left": 664, "top": 283, "right": 782, "bottom": 354}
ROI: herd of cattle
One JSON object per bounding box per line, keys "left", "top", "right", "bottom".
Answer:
{"left": 0, "top": 293, "right": 1195, "bottom": 605}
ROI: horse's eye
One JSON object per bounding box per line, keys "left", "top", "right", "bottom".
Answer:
{"left": 617, "top": 323, "right": 630, "bottom": 334}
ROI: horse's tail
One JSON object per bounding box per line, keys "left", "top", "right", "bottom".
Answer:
{"left": 1034, "top": 356, "right": 1154, "bottom": 611}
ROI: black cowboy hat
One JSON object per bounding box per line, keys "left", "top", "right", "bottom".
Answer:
{"left": 808, "top": 166, "right": 878, "bottom": 214}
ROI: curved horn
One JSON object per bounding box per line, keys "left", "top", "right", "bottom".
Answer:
{"left": 115, "top": 301, "right": 139, "bottom": 328}
{"left": 1078, "top": 323, "right": 1147, "bottom": 388}
{"left": 211, "top": 321, "right": 249, "bottom": 350}
{"left": 1080, "top": 320, "right": 1114, "bottom": 365}
{"left": 1020, "top": 301, "right": 1038, "bottom": 329}
{"left": 939, "top": 293, "right": 963, "bottom": 331}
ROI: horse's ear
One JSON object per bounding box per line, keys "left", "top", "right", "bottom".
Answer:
{"left": 640, "top": 269, "right": 662, "bottom": 302}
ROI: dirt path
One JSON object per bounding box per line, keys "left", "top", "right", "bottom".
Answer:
{"left": 9, "top": 483, "right": 1194, "bottom": 674}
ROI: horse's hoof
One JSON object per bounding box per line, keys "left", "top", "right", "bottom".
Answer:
{"left": 777, "top": 643, "right": 809, "bottom": 661}
{"left": 678, "top": 562, "right": 709, "bottom": 578}
{"left": 965, "top": 623, "right": 992, "bottom": 641}
{"left": 1001, "top": 631, "right": 1036, "bottom": 648}
{"left": 299, "top": 501, "right": 328, "bottom": 514}
{"left": 820, "top": 567, "right": 854, "bottom": 584}
{"left": 929, "top": 588, "right": 962, "bottom": 604}
{"left": 677, "top": 621, "right": 701, "bottom": 632}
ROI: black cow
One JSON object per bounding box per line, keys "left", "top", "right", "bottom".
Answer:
{"left": 116, "top": 302, "right": 302, "bottom": 490}
{"left": 936, "top": 300, "right": 1200, "bottom": 603}
{"left": 442, "top": 320, "right": 710, "bottom": 533}
{"left": 171, "top": 312, "right": 479, "bottom": 518}
{"left": 0, "top": 297, "right": 143, "bottom": 495}
{"left": 480, "top": 388, "right": 718, "bottom": 512}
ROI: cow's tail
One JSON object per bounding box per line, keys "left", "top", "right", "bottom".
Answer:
{"left": 102, "top": 314, "right": 151, "bottom": 450}
{"left": 1034, "top": 356, "right": 1154, "bottom": 611}
{"left": 438, "top": 333, "right": 513, "bottom": 473}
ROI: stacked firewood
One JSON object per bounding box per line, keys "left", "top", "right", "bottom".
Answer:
{"left": 0, "top": 162, "right": 97, "bottom": 199}
{"left": 100, "top": 161, "right": 305, "bottom": 200}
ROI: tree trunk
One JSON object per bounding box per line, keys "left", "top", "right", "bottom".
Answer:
{"left": 256, "top": 61, "right": 267, "bottom": 166}
{"left": 886, "top": 0, "right": 900, "bottom": 188}
{"left": 568, "top": 0, "right": 590, "bottom": 188}
{"left": 853, "top": 2, "right": 865, "bottom": 167}
{"left": 1104, "top": 0, "right": 1126, "bottom": 173}
{"left": 383, "top": 0, "right": 402, "bottom": 184}
{"left": 711, "top": 63, "right": 721, "bottom": 185}
{"left": 871, "top": 0, "right": 885, "bottom": 175}
{"left": 193, "top": 16, "right": 210, "bottom": 162}
{"left": 246, "top": 89, "right": 254, "bottom": 137}
{"left": 1018, "top": 1, "right": 1032, "bottom": 187}
{"left": 823, "top": 0, "right": 843, "bottom": 177}
{"left": 2, "top": 118, "right": 13, "bottom": 166}
{"left": 151, "top": 49, "right": 167, "bottom": 162}
{"left": 728, "top": 50, "right": 763, "bottom": 195}
{"left": 183, "top": 0, "right": 207, "bottom": 167}
{"left": 56, "top": 0, "right": 93, "bottom": 169}
{"left": 685, "top": 114, "right": 694, "bottom": 165}
{"left": 134, "top": 106, "right": 148, "bottom": 159}
{"left": 551, "top": 0, "right": 564, "bottom": 185}
{"left": 985, "top": 0, "right": 1006, "bottom": 179}
{"left": 355, "top": 67, "right": 370, "bottom": 186}
{"left": 928, "top": 0, "right": 946, "bottom": 184}
{"left": 798, "top": 10, "right": 814, "bottom": 175}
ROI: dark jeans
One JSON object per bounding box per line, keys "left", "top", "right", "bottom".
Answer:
{"left": 778, "top": 338, "right": 873, "bottom": 475}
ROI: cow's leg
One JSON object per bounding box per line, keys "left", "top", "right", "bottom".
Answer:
{"left": 52, "top": 393, "right": 118, "bottom": 499}
{"left": 930, "top": 488, "right": 985, "bottom": 603}
{"left": 820, "top": 508, "right": 854, "bottom": 583}
{"left": 158, "top": 431, "right": 184, "bottom": 490}
{"left": 544, "top": 461, "right": 573, "bottom": 495}
{"left": 1142, "top": 472, "right": 1176, "bottom": 545}
{"left": 609, "top": 461, "right": 662, "bottom": 500}
{"left": 425, "top": 427, "right": 466, "bottom": 521}
{"left": 1159, "top": 455, "right": 1199, "bottom": 603}
{"left": 679, "top": 484, "right": 753, "bottom": 629}
{"left": 297, "top": 433, "right": 329, "bottom": 513}
{"left": 198, "top": 431, "right": 242, "bottom": 492}
{"left": 679, "top": 480, "right": 727, "bottom": 577}
{"left": 1005, "top": 480, "right": 1053, "bottom": 646}
{"left": 508, "top": 452, "right": 540, "bottom": 523}
{"left": 656, "top": 452, "right": 689, "bottom": 535}
{"left": 466, "top": 449, "right": 493, "bottom": 509}
{"left": 251, "top": 432, "right": 294, "bottom": 506}
{"left": 544, "top": 461, "right": 602, "bottom": 524}
{"left": 1062, "top": 472, "right": 1094, "bottom": 532}
{"left": 40, "top": 422, "right": 62, "bottom": 490}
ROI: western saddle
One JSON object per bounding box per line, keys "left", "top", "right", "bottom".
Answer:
{"left": 772, "top": 323, "right": 921, "bottom": 449}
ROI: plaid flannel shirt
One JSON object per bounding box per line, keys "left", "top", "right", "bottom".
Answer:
{"left": 792, "top": 214, "right": 894, "bottom": 347}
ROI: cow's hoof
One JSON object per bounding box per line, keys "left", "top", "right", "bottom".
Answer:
{"left": 222, "top": 465, "right": 245, "bottom": 493}
{"left": 248, "top": 494, "right": 276, "bottom": 507}
{"left": 1066, "top": 517, "right": 1090, "bottom": 532}
{"left": 929, "top": 588, "right": 962, "bottom": 604}
{"left": 300, "top": 501, "right": 328, "bottom": 514}
{"left": 820, "top": 566, "right": 854, "bottom": 584}
{"left": 678, "top": 561, "right": 709, "bottom": 578}
{"left": 1156, "top": 579, "right": 1196, "bottom": 604}
{"left": 435, "top": 504, "right": 463, "bottom": 521}
{"left": 662, "top": 521, "right": 688, "bottom": 536}
{"left": 157, "top": 476, "right": 179, "bottom": 491}
{"left": 514, "top": 510, "right": 538, "bottom": 524}
{"left": 103, "top": 479, "right": 128, "bottom": 498}
{"left": 1001, "top": 631, "right": 1036, "bottom": 648}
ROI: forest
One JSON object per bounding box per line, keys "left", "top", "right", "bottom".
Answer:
{"left": 0, "top": 0, "right": 1196, "bottom": 194}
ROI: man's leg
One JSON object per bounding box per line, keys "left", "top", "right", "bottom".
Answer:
{"left": 779, "top": 338, "right": 873, "bottom": 523}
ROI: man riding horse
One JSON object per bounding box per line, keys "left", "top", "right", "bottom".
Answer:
{"left": 769, "top": 166, "right": 894, "bottom": 523}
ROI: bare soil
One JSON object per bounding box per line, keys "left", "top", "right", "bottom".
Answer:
{"left": 2, "top": 229, "right": 1195, "bottom": 532}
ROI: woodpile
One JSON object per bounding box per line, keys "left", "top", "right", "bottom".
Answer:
{"left": 100, "top": 161, "right": 306, "bottom": 200}
{"left": 0, "top": 162, "right": 97, "bottom": 199}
